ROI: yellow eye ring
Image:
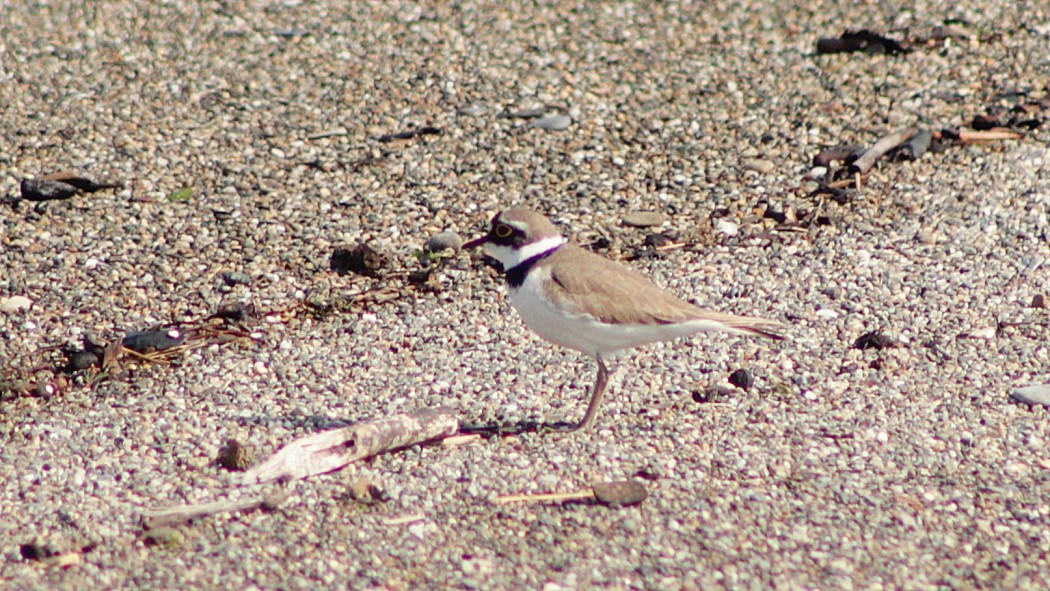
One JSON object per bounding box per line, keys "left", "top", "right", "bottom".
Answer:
{"left": 494, "top": 224, "right": 513, "bottom": 238}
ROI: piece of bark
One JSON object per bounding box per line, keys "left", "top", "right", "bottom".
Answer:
{"left": 122, "top": 328, "right": 187, "bottom": 353}
{"left": 890, "top": 128, "right": 933, "bottom": 161}
{"left": 142, "top": 490, "right": 290, "bottom": 530}
{"left": 850, "top": 127, "right": 918, "bottom": 174}
{"left": 239, "top": 408, "right": 459, "bottom": 486}
{"left": 813, "top": 145, "right": 865, "bottom": 167}
{"left": 377, "top": 126, "right": 443, "bottom": 143}
{"left": 854, "top": 331, "right": 897, "bottom": 350}
{"left": 816, "top": 30, "right": 910, "bottom": 55}
{"left": 971, "top": 113, "right": 1003, "bottom": 130}
{"left": 330, "top": 243, "right": 387, "bottom": 277}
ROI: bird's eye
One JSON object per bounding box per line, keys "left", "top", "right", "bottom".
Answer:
{"left": 494, "top": 224, "right": 513, "bottom": 238}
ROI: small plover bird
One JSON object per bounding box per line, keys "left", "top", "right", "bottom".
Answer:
{"left": 465, "top": 208, "right": 784, "bottom": 431}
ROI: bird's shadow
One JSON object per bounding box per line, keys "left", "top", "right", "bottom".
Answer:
{"left": 459, "top": 419, "right": 579, "bottom": 438}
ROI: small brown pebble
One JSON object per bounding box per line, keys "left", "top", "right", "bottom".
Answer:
{"left": 643, "top": 233, "right": 672, "bottom": 248}
{"left": 212, "top": 301, "right": 256, "bottom": 322}
{"left": 693, "top": 385, "right": 733, "bottom": 404}
{"left": 67, "top": 350, "right": 100, "bottom": 371}
{"left": 330, "top": 243, "right": 387, "bottom": 277}
{"left": 221, "top": 271, "right": 252, "bottom": 286}
{"left": 591, "top": 480, "right": 648, "bottom": 507}
{"left": 728, "top": 369, "right": 754, "bottom": 390}
{"left": 217, "top": 439, "right": 254, "bottom": 471}
{"left": 407, "top": 268, "right": 434, "bottom": 284}
{"left": 349, "top": 477, "right": 387, "bottom": 504}
{"left": 970, "top": 113, "right": 1003, "bottom": 130}
{"left": 763, "top": 207, "right": 788, "bottom": 224}
{"left": 854, "top": 331, "right": 897, "bottom": 350}
{"left": 1030, "top": 294, "right": 1047, "bottom": 309}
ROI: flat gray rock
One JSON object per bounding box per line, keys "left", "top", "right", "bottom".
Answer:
{"left": 1011, "top": 385, "right": 1050, "bottom": 406}
{"left": 425, "top": 231, "right": 464, "bottom": 253}
{"left": 532, "top": 114, "right": 572, "bottom": 131}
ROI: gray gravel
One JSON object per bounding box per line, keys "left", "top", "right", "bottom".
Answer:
{"left": 2, "top": 1, "right": 1049, "bottom": 589}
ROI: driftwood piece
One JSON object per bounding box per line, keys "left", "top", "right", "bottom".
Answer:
{"left": 890, "top": 128, "right": 933, "bottom": 161}
{"left": 957, "top": 128, "right": 1025, "bottom": 142}
{"left": 239, "top": 408, "right": 459, "bottom": 486}
{"left": 143, "top": 490, "right": 290, "bottom": 530}
{"left": 850, "top": 127, "right": 918, "bottom": 174}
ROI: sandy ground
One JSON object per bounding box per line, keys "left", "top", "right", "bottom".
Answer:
{"left": 2, "top": 1, "right": 1049, "bottom": 589}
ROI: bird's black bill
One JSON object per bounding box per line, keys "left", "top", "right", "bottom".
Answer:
{"left": 463, "top": 235, "right": 488, "bottom": 249}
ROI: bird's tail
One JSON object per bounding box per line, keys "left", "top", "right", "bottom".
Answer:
{"left": 694, "top": 311, "right": 787, "bottom": 340}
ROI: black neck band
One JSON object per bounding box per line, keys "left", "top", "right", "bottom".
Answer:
{"left": 505, "top": 246, "right": 561, "bottom": 288}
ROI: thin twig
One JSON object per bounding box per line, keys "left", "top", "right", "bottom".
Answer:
{"left": 143, "top": 490, "right": 289, "bottom": 530}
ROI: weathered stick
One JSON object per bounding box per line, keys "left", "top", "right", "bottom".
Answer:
{"left": 239, "top": 408, "right": 459, "bottom": 486}
{"left": 497, "top": 490, "right": 595, "bottom": 504}
{"left": 496, "top": 480, "right": 648, "bottom": 507}
{"left": 851, "top": 127, "right": 918, "bottom": 174}
{"left": 958, "top": 128, "right": 1025, "bottom": 142}
{"left": 891, "top": 128, "right": 933, "bottom": 161}
{"left": 143, "top": 490, "right": 289, "bottom": 530}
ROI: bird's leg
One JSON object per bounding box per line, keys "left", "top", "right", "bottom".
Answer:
{"left": 567, "top": 355, "right": 610, "bottom": 432}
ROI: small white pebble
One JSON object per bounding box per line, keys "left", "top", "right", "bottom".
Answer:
{"left": 714, "top": 219, "right": 739, "bottom": 236}
{"left": 0, "top": 295, "right": 32, "bottom": 313}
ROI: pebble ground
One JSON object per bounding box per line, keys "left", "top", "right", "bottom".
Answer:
{"left": 2, "top": 1, "right": 1049, "bottom": 589}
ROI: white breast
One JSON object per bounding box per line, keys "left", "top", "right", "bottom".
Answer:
{"left": 508, "top": 267, "right": 715, "bottom": 356}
